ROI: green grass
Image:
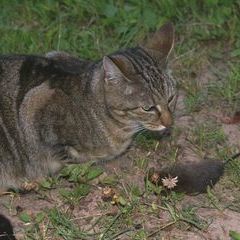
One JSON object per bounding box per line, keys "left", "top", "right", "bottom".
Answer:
{"left": 135, "top": 132, "right": 159, "bottom": 150}
{"left": 227, "top": 159, "right": 240, "bottom": 184}
{"left": 183, "top": 78, "right": 205, "bottom": 113}
{"left": 1, "top": 0, "right": 240, "bottom": 239}
{"left": 191, "top": 123, "right": 226, "bottom": 152}
{"left": 1, "top": 0, "right": 240, "bottom": 57}
{"left": 208, "top": 64, "right": 240, "bottom": 111}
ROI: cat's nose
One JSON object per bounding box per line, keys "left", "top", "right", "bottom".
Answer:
{"left": 160, "top": 110, "right": 173, "bottom": 128}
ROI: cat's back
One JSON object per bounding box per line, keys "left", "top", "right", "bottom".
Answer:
{"left": 0, "top": 54, "right": 55, "bottom": 91}
{"left": 0, "top": 55, "right": 57, "bottom": 114}
{"left": 0, "top": 54, "right": 93, "bottom": 97}
{"left": 0, "top": 55, "right": 29, "bottom": 87}
{"left": 0, "top": 54, "right": 48, "bottom": 73}
{"left": 0, "top": 53, "right": 92, "bottom": 81}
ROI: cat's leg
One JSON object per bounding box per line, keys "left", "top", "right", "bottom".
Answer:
{"left": 51, "top": 144, "right": 90, "bottom": 164}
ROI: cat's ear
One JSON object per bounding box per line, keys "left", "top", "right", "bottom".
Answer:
{"left": 103, "top": 55, "right": 134, "bottom": 83}
{"left": 142, "top": 22, "right": 174, "bottom": 63}
{"left": 103, "top": 56, "right": 123, "bottom": 83}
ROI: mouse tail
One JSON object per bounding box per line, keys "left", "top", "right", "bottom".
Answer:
{"left": 225, "top": 152, "right": 240, "bottom": 164}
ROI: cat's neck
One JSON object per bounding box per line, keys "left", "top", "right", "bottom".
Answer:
{"left": 64, "top": 65, "right": 138, "bottom": 161}
{"left": 82, "top": 100, "right": 136, "bottom": 161}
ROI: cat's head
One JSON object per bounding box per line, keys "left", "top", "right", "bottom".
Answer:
{"left": 102, "top": 22, "right": 176, "bottom": 132}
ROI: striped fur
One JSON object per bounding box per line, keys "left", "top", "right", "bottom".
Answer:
{"left": 0, "top": 23, "right": 176, "bottom": 190}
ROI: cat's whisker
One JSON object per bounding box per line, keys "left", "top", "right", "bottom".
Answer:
{"left": 136, "top": 128, "right": 148, "bottom": 136}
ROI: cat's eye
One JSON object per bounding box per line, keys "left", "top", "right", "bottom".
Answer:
{"left": 141, "top": 106, "right": 155, "bottom": 112}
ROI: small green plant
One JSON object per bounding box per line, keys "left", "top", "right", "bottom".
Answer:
{"left": 60, "top": 161, "right": 103, "bottom": 183}
{"left": 134, "top": 157, "right": 149, "bottom": 170}
{"left": 222, "top": 66, "right": 240, "bottom": 104}
{"left": 230, "top": 230, "right": 240, "bottom": 240}
{"left": 135, "top": 132, "right": 159, "bottom": 150}
{"left": 191, "top": 123, "right": 226, "bottom": 151}
{"left": 48, "top": 207, "right": 92, "bottom": 239}
{"left": 226, "top": 159, "right": 240, "bottom": 184}
{"left": 206, "top": 187, "right": 222, "bottom": 210}
{"left": 58, "top": 162, "right": 103, "bottom": 203}
{"left": 39, "top": 177, "right": 58, "bottom": 190}
{"left": 99, "top": 174, "right": 119, "bottom": 186}
{"left": 208, "top": 65, "right": 240, "bottom": 109}
{"left": 145, "top": 179, "right": 163, "bottom": 195}
{"left": 59, "top": 184, "right": 91, "bottom": 204}
{"left": 132, "top": 229, "right": 148, "bottom": 240}
{"left": 19, "top": 211, "right": 46, "bottom": 239}
{"left": 184, "top": 92, "right": 204, "bottom": 112}
{"left": 163, "top": 202, "right": 208, "bottom": 231}
{"left": 180, "top": 206, "right": 209, "bottom": 230}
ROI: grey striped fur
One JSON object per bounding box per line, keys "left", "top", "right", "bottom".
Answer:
{"left": 0, "top": 23, "right": 176, "bottom": 190}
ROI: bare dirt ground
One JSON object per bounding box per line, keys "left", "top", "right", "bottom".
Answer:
{"left": 0, "top": 60, "right": 239, "bottom": 240}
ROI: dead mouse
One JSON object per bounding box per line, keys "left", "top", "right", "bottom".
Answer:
{"left": 147, "top": 152, "right": 240, "bottom": 194}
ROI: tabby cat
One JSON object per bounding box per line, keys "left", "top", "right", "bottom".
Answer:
{"left": 0, "top": 23, "right": 176, "bottom": 190}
